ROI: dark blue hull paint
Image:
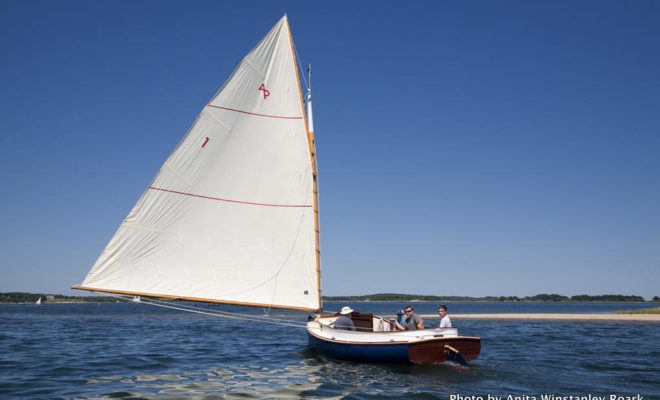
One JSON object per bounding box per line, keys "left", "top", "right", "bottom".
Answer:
{"left": 308, "top": 333, "right": 412, "bottom": 364}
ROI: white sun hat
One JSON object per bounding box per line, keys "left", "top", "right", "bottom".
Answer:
{"left": 340, "top": 306, "right": 354, "bottom": 315}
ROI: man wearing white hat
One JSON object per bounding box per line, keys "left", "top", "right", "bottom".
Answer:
{"left": 333, "top": 306, "right": 356, "bottom": 331}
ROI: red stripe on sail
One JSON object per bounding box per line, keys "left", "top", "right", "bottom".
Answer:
{"left": 148, "top": 186, "right": 313, "bottom": 208}
{"left": 207, "top": 104, "right": 302, "bottom": 120}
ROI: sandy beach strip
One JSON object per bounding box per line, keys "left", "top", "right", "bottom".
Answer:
{"left": 418, "top": 313, "right": 660, "bottom": 322}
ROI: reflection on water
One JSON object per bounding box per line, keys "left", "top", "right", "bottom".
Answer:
{"left": 86, "top": 363, "right": 324, "bottom": 399}
{"left": 81, "top": 357, "right": 481, "bottom": 399}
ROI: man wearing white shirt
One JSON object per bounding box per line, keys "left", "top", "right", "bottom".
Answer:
{"left": 437, "top": 305, "right": 451, "bottom": 328}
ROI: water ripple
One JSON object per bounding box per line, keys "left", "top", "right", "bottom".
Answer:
{"left": 1, "top": 303, "right": 658, "bottom": 399}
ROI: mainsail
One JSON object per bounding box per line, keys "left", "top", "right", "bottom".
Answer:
{"left": 73, "top": 16, "right": 321, "bottom": 312}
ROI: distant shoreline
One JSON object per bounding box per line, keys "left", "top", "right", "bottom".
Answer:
{"left": 1, "top": 300, "right": 655, "bottom": 305}
{"left": 1, "top": 301, "right": 101, "bottom": 305}
{"left": 1, "top": 291, "right": 658, "bottom": 304}
{"left": 2, "top": 299, "right": 657, "bottom": 305}
{"left": 420, "top": 313, "right": 660, "bottom": 322}
{"left": 324, "top": 299, "right": 653, "bottom": 304}
{"left": 323, "top": 293, "right": 657, "bottom": 302}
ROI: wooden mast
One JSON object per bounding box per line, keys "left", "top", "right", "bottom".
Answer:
{"left": 285, "top": 15, "right": 323, "bottom": 312}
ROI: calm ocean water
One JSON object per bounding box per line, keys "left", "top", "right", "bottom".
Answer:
{"left": 1, "top": 301, "right": 658, "bottom": 399}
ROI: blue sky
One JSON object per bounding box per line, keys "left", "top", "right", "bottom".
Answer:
{"left": 1, "top": 1, "right": 658, "bottom": 299}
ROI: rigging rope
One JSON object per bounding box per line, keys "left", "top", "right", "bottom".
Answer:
{"left": 142, "top": 296, "right": 302, "bottom": 325}
{"left": 104, "top": 293, "right": 308, "bottom": 329}
{"left": 292, "top": 40, "right": 309, "bottom": 92}
{"left": 102, "top": 294, "right": 442, "bottom": 340}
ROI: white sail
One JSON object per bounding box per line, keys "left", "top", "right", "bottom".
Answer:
{"left": 75, "top": 16, "right": 320, "bottom": 312}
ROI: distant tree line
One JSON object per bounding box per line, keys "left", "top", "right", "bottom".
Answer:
{"left": 1, "top": 291, "right": 655, "bottom": 303}
{"left": 323, "top": 293, "right": 651, "bottom": 302}
{"left": 0, "top": 292, "right": 116, "bottom": 303}
{"left": 568, "top": 294, "right": 646, "bottom": 302}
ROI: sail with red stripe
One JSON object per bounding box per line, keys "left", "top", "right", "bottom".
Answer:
{"left": 74, "top": 16, "right": 321, "bottom": 312}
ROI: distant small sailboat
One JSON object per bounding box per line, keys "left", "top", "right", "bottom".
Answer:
{"left": 72, "top": 15, "right": 480, "bottom": 365}
{"left": 35, "top": 297, "right": 41, "bottom": 305}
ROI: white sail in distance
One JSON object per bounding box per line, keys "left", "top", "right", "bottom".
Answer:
{"left": 74, "top": 16, "right": 321, "bottom": 312}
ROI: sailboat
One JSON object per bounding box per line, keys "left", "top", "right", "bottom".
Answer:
{"left": 73, "top": 16, "right": 480, "bottom": 365}
{"left": 35, "top": 297, "right": 42, "bottom": 305}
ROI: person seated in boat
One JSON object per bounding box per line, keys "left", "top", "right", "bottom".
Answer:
{"left": 333, "top": 306, "right": 356, "bottom": 331}
{"left": 388, "top": 308, "right": 405, "bottom": 331}
{"left": 437, "top": 305, "right": 452, "bottom": 328}
{"left": 396, "top": 305, "right": 424, "bottom": 330}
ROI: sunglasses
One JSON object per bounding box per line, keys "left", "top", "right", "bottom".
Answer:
{"left": 405, "top": 309, "right": 413, "bottom": 313}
